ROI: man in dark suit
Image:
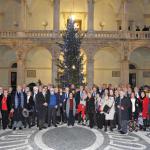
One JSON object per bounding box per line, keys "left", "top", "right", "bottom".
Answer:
{"left": 116, "top": 90, "right": 131, "bottom": 134}
{"left": 36, "top": 87, "right": 48, "bottom": 130}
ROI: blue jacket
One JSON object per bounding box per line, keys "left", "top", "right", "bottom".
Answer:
{"left": 48, "top": 94, "right": 57, "bottom": 108}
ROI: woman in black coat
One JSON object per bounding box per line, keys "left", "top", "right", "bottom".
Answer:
{"left": 25, "top": 91, "right": 35, "bottom": 128}
{"left": 87, "top": 92, "right": 95, "bottom": 128}
{"left": 0, "top": 89, "right": 12, "bottom": 129}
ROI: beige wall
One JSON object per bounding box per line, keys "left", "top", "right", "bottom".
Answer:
{"left": 27, "top": 0, "right": 53, "bottom": 30}
{"left": 1, "top": 0, "right": 150, "bottom": 30}
{"left": 0, "top": 46, "right": 16, "bottom": 87}
{"left": 94, "top": 47, "right": 121, "bottom": 86}
{"left": 130, "top": 47, "right": 150, "bottom": 86}
{"left": 25, "top": 47, "right": 52, "bottom": 85}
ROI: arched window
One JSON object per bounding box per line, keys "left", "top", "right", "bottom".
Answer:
{"left": 129, "top": 64, "right": 136, "bottom": 70}
{"left": 11, "top": 63, "right": 17, "bottom": 68}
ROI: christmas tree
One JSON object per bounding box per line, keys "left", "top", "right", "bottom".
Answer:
{"left": 56, "top": 17, "right": 84, "bottom": 87}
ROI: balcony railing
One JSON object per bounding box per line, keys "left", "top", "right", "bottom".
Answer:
{"left": 0, "top": 30, "right": 150, "bottom": 40}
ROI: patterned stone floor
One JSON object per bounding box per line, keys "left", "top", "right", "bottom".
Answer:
{"left": 0, "top": 124, "right": 149, "bottom": 150}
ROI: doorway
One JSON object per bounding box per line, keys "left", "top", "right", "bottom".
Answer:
{"left": 11, "top": 72, "right": 17, "bottom": 90}
{"left": 129, "top": 73, "right": 136, "bottom": 88}
{"left": 129, "top": 64, "right": 136, "bottom": 88}
{"left": 10, "top": 63, "right": 17, "bottom": 91}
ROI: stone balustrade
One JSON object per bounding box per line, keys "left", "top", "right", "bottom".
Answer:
{"left": 0, "top": 30, "right": 150, "bottom": 40}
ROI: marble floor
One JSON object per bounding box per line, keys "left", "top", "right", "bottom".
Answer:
{"left": 0, "top": 124, "right": 149, "bottom": 150}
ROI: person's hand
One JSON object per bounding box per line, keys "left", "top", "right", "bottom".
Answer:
{"left": 121, "top": 106, "right": 124, "bottom": 110}
{"left": 117, "top": 105, "right": 120, "bottom": 109}
{"left": 55, "top": 105, "right": 58, "bottom": 109}
{"left": 10, "top": 108, "right": 14, "bottom": 113}
{"left": 60, "top": 103, "right": 62, "bottom": 107}
{"left": 43, "top": 102, "right": 48, "bottom": 106}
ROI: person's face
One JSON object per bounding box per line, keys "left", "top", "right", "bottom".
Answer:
{"left": 44, "top": 86, "right": 48, "bottom": 92}
{"left": 25, "top": 87, "right": 30, "bottom": 93}
{"left": 115, "top": 90, "right": 118, "bottom": 96}
{"left": 141, "top": 92, "right": 145, "bottom": 98}
{"left": 131, "top": 92, "right": 135, "bottom": 98}
{"left": 4, "top": 90, "right": 8, "bottom": 97}
{"left": 69, "top": 93, "right": 73, "bottom": 98}
{"left": 34, "top": 87, "right": 38, "bottom": 93}
{"left": 109, "top": 90, "right": 113, "bottom": 96}
{"left": 54, "top": 88, "right": 58, "bottom": 93}
{"left": 8, "top": 87, "right": 12, "bottom": 93}
{"left": 93, "top": 87, "right": 96, "bottom": 92}
{"left": 120, "top": 91, "right": 124, "bottom": 97}
{"left": 105, "top": 89, "right": 108, "bottom": 95}
{"left": 17, "top": 86, "right": 22, "bottom": 92}
{"left": 59, "top": 88, "right": 63, "bottom": 93}
{"left": 42, "top": 88, "right": 46, "bottom": 94}
{"left": 65, "top": 87, "right": 69, "bottom": 93}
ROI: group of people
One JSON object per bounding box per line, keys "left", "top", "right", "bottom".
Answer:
{"left": 0, "top": 84, "right": 150, "bottom": 135}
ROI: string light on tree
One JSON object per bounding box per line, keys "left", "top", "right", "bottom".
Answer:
{"left": 56, "top": 17, "right": 84, "bottom": 87}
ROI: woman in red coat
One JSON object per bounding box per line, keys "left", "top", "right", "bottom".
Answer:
{"left": 141, "top": 91, "right": 149, "bottom": 131}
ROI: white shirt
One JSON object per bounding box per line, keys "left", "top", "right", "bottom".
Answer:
{"left": 131, "top": 98, "right": 136, "bottom": 112}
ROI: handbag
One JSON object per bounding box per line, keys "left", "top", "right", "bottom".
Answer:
{"left": 103, "top": 105, "right": 111, "bottom": 114}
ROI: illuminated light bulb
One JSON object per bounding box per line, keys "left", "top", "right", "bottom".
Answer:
{"left": 72, "top": 65, "right": 75, "bottom": 69}
{"left": 70, "top": 15, "right": 75, "bottom": 21}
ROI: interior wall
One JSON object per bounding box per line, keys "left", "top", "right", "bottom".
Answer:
{"left": 0, "top": 46, "right": 16, "bottom": 87}
{"left": 130, "top": 47, "right": 150, "bottom": 86}
{"left": 1, "top": 0, "right": 150, "bottom": 30}
{"left": 60, "top": 0, "right": 87, "bottom": 30}
{"left": 27, "top": 0, "right": 53, "bottom": 30}
{"left": 94, "top": 47, "right": 121, "bottom": 86}
{"left": 25, "top": 47, "right": 52, "bottom": 85}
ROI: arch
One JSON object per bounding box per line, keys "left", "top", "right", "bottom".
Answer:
{"left": 93, "top": 44, "right": 121, "bottom": 58}
{"left": 130, "top": 44, "right": 150, "bottom": 55}
{"left": 129, "top": 47, "right": 150, "bottom": 86}
{"left": 94, "top": 46, "right": 121, "bottom": 86}
{"left": 25, "top": 46, "right": 52, "bottom": 85}
{"left": 0, "top": 45, "right": 16, "bottom": 87}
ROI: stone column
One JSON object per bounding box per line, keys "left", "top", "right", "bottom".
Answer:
{"left": 120, "top": 59, "right": 129, "bottom": 85}
{"left": 87, "top": 58, "right": 94, "bottom": 87}
{"left": 20, "top": 0, "right": 27, "bottom": 30}
{"left": 16, "top": 51, "right": 25, "bottom": 86}
{"left": 52, "top": 57, "right": 57, "bottom": 85}
{"left": 87, "top": 0, "right": 94, "bottom": 32}
{"left": 122, "top": 0, "right": 128, "bottom": 30}
{"left": 53, "top": 0, "right": 60, "bottom": 32}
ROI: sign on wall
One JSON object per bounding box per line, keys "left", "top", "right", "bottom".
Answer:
{"left": 112, "top": 71, "right": 120, "bottom": 77}
{"left": 143, "top": 71, "right": 150, "bottom": 78}
{"left": 27, "top": 70, "right": 36, "bottom": 78}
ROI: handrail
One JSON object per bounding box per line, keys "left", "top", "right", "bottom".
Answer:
{"left": 0, "top": 30, "right": 150, "bottom": 40}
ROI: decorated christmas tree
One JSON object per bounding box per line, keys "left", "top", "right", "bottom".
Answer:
{"left": 56, "top": 17, "right": 84, "bottom": 87}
